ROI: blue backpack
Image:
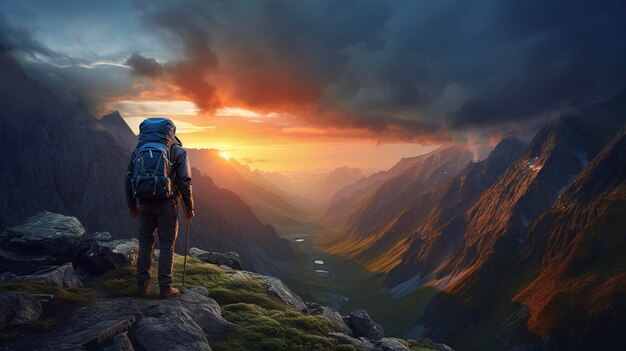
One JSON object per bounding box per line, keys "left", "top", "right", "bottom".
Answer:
{"left": 131, "top": 118, "right": 176, "bottom": 200}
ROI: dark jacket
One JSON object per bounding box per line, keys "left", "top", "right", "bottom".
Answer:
{"left": 125, "top": 137, "right": 194, "bottom": 212}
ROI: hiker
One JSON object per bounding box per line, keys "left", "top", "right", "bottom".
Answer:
{"left": 125, "top": 118, "right": 195, "bottom": 299}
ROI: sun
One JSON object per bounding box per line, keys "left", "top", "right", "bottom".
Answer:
{"left": 218, "top": 151, "right": 231, "bottom": 159}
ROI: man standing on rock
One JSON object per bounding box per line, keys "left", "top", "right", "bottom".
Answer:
{"left": 125, "top": 118, "right": 195, "bottom": 299}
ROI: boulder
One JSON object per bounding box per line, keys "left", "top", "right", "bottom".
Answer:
{"left": 348, "top": 309, "right": 385, "bottom": 340}
{"left": 0, "top": 249, "right": 57, "bottom": 274}
{"left": 328, "top": 332, "right": 376, "bottom": 351}
{"left": 76, "top": 239, "right": 139, "bottom": 274}
{"left": 21, "top": 263, "right": 83, "bottom": 288}
{"left": 376, "top": 337, "right": 410, "bottom": 351}
{"left": 259, "top": 275, "right": 307, "bottom": 311}
{"left": 304, "top": 301, "right": 352, "bottom": 335}
{"left": 0, "top": 292, "right": 43, "bottom": 329}
{"left": 1, "top": 212, "right": 85, "bottom": 260}
{"left": 224, "top": 270, "right": 307, "bottom": 311}
{"left": 176, "top": 287, "right": 236, "bottom": 342}
{"left": 189, "top": 247, "right": 243, "bottom": 270}
{"left": 133, "top": 304, "right": 213, "bottom": 351}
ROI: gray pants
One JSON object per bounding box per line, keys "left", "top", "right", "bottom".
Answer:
{"left": 136, "top": 199, "right": 178, "bottom": 287}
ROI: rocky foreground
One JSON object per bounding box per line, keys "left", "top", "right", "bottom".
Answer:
{"left": 0, "top": 212, "right": 453, "bottom": 351}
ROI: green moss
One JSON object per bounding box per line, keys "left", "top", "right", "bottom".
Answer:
{"left": 95, "top": 266, "right": 151, "bottom": 297}
{"left": 216, "top": 303, "right": 353, "bottom": 351}
{"left": 0, "top": 282, "right": 94, "bottom": 302}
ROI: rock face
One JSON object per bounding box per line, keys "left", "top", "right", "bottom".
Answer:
{"left": 0, "top": 212, "right": 85, "bottom": 260}
{"left": 348, "top": 309, "right": 385, "bottom": 341}
{"left": 0, "top": 292, "right": 43, "bottom": 329}
{"left": 258, "top": 276, "right": 307, "bottom": 311}
{"left": 76, "top": 239, "right": 139, "bottom": 274}
{"left": 189, "top": 247, "right": 243, "bottom": 270}
{"left": 133, "top": 305, "right": 213, "bottom": 351}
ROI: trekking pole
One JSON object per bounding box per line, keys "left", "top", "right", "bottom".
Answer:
{"left": 182, "top": 215, "right": 190, "bottom": 293}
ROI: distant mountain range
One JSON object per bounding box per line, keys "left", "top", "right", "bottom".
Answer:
{"left": 318, "top": 90, "right": 626, "bottom": 349}
{"left": 186, "top": 149, "right": 314, "bottom": 234}
{"left": 0, "top": 49, "right": 293, "bottom": 273}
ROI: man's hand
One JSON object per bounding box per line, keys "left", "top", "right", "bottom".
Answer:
{"left": 129, "top": 207, "right": 139, "bottom": 218}
{"left": 186, "top": 209, "right": 195, "bottom": 221}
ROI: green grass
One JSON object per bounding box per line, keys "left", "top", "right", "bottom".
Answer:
{"left": 216, "top": 303, "right": 354, "bottom": 351}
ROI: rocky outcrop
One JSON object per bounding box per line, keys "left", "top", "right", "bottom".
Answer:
{"left": 189, "top": 247, "right": 243, "bottom": 270}
{"left": 0, "top": 292, "right": 43, "bottom": 329}
{"left": 224, "top": 269, "right": 307, "bottom": 311}
{"left": 348, "top": 309, "right": 385, "bottom": 340}
{"left": 76, "top": 238, "right": 139, "bottom": 274}
{"left": 0, "top": 212, "right": 85, "bottom": 261}
{"left": 0, "top": 212, "right": 454, "bottom": 351}
{"left": 304, "top": 301, "right": 352, "bottom": 335}
{"left": 6, "top": 287, "right": 235, "bottom": 351}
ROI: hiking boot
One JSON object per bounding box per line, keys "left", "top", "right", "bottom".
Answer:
{"left": 159, "top": 286, "right": 180, "bottom": 299}
{"left": 137, "top": 281, "right": 150, "bottom": 296}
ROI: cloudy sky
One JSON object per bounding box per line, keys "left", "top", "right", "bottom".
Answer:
{"left": 1, "top": 0, "right": 625, "bottom": 171}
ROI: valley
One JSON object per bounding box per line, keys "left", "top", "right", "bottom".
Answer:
{"left": 272, "top": 221, "right": 439, "bottom": 338}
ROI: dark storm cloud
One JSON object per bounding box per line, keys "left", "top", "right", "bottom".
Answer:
{"left": 0, "top": 11, "right": 70, "bottom": 65}
{"left": 0, "top": 10, "right": 141, "bottom": 112}
{"left": 125, "top": 53, "right": 163, "bottom": 78}
{"left": 446, "top": 0, "right": 626, "bottom": 128}
{"left": 3, "top": 0, "right": 625, "bottom": 139}
{"left": 127, "top": 0, "right": 626, "bottom": 137}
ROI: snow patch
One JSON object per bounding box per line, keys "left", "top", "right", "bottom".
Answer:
{"left": 314, "top": 260, "right": 324, "bottom": 265}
